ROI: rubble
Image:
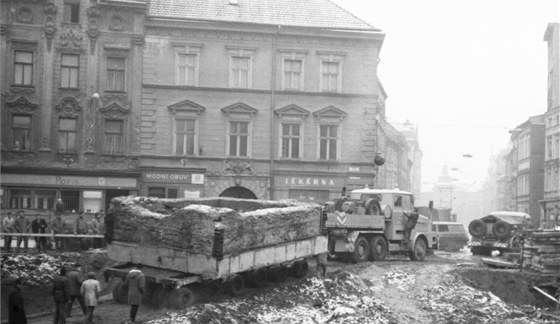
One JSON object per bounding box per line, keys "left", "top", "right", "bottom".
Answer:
{"left": 523, "top": 230, "right": 560, "bottom": 274}
{"left": 1, "top": 252, "right": 81, "bottom": 286}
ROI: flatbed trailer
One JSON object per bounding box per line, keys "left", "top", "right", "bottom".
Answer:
{"left": 104, "top": 235, "right": 328, "bottom": 308}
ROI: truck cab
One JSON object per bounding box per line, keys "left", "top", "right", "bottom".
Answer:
{"left": 325, "top": 188, "right": 436, "bottom": 263}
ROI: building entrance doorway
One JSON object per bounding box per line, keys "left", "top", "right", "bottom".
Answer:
{"left": 219, "top": 186, "right": 257, "bottom": 199}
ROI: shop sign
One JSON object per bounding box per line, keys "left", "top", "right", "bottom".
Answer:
{"left": 276, "top": 176, "right": 343, "bottom": 188}
{"left": 1, "top": 174, "right": 137, "bottom": 188}
{"left": 143, "top": 172, "right": 205, "bottom": 184}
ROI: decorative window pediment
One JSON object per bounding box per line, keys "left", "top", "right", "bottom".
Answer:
{"left": 313, "top": 105, "right": 347, "bottom": 121}
{"left": 275, "top": 104, "right": 309, "bottom": 120}
{"left": 221, "top": 102, "right": 258, "bottom": 118}
{"left": 168, "top": 99, "right": 205, "bottom": 116}
{"left": 55, "top": 97, "right": 81, "bottom": 117}
{"left": 100, "top": 102, "right": 129, "bottom": 119}
{"left": 6, "top": 97, "right": 38, "bottom": 114}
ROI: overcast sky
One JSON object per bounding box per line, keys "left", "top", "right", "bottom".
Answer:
{"left": 333, "top": 0, "right": 559, "bottom": 192}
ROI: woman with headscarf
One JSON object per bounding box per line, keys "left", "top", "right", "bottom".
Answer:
{"left": 80, "top": 272, "right": 101, "bottom": 324}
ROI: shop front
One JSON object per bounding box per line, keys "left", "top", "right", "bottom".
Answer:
{"left": 140, "top": 169, "right": 206, "bottom": 198}
{"left": 0, "top": 172, "right": 139, "bottom": 214}
{"left": 274, "top": 174, "right": 346, "bottom": 203}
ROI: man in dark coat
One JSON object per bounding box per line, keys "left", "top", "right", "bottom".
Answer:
{"left": 14, "top": 211, "right": 30, "bottom": 253}
{"left": 52, "top": 267, "right": 70, "bottom": 324}
{"left": 65, "top": 264, "right": 87, "bottom": 317}
{"left": 31, "top": 214, "right": 48, "bottom": 253}
{"left": 125, "top": 264, "right": 145, "bottom": 323}
{"left": 6, "top": 278, "right": 27, "bottom": 324}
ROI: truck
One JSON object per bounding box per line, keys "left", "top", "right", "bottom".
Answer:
{"left": 324, "top": 187, "right": 437, "bottom": 263}
{"left": 468, "top": 211, "right": 531, "bottom": 256}
{"left": 432, "top": 221, "right": 469, "bottom": 252}
{"left": 103, "top": 196, "right": 328, "bottom": 309}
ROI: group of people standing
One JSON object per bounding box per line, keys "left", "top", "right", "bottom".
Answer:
{"left": 2, "top": 208, "right": 106, "bottom": 253}
{"left": 6, "top": 263, "right": 146, "bottom": 324}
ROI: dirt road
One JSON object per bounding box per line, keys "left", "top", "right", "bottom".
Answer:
{"left": 26, "top": 250, "right": 558, "bottom": 324}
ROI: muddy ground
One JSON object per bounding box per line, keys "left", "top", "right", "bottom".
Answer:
{"left": 3, "top": 249, "right": 559, "bottom": 324}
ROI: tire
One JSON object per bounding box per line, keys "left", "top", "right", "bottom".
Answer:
{"left": 469, "top": 220, "right": 486, "bottom": 237}
{"left": 365, "top": 199, "right": 381, "bottom": 216}
{"left": 368, "top": 235, "right": 387, "bottom": 261}
{"left": 290, "top": 260, "right": 308, "bottom": 279}
{"left": 492, "top": 221, "right": 510, "bottom": 239}
{"left": 244, "top": 268, "right": 267, "bottom": 288}
{"left": 223, "top": 274, "right": 245, "bottom": 296}
{"left": 112, "top": 281, "right": 127, "bottom": 304}
{"left": 351, "top": 236, "right": 370, "bottom": 263}
{"left": 268, "top": 266, "right": 288, "bottom": 282}
{"left": 150, "top": 286, "right": 170, "bottom": 309}
{"left": 409, "top": 238, "right": 427, "bottom": 262}
{"left": 168, "top": 287, "right": 195, "bottom": 309}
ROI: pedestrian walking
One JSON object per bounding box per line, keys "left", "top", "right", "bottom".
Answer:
{"left": 6, "top": 278, "right": 27, "bottom": 324}
{"left": 31, "top": 214, "right": 48, "bottom": 253}
{"left": 3, "top": 211, "right": 15, "bottom": 252}
{"left": 75, "top": 211, "right": 88, "bottom": 250}
{"left": 14, "top": 211, "right": 30, "bottom": 253}
{"left": 80, "top": 272, "right": 101, "bottom": 324}
{"left": 52, "top": 214, "right": 65, "bottom": 251}
{"left": 66, "top": 264, "right": 87, "bottom": 318}
{"left": 52, "top": 267, "right": 70, "bottom": 324}
{"left": 125, "top": 264, "right": 145, "bottom": 324}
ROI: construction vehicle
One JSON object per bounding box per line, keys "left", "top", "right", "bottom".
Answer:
{"left": 432, "top": 221, "right": 469, "bottom": 252}
{"left": 468, "top": 211, "right": 532, "bottom": 256}
{"left": 103, "top": 196, "right": 328, "bottom": 309}
{"left": 324, "top": 187, "right": 437, "bottom": 263}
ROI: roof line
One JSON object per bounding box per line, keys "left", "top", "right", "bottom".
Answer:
{"left": 326, "top": 0, "right": 380, "bottom": 31}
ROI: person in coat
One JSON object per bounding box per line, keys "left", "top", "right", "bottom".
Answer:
{"left": 74, "top": 211, "right": 88, "bottom": 250}
{"left": 51, "top": 214, "right": 65, "bottom": 251}
{"left": 65, "top": 264, "right": 87, "bottom": 317}
{"left": 52, "top": 267, "right": 70, "bottom": 324}
{"left": 125, "top": 264, "right": 145, "bottom": 323}
{"left": 14, "top": 211, "right": 30, "bottom": 253}
{"left": 31, "top": 214, "right": 48, "bottom": 253}
{"left": 80, "top": 272, "right": 101, "bottom": 324}
{"left": 6, "top": 278, "right": 27, "bottom": 324}
{"left": 2, "top": 211, "right": 15, "bottom": 252}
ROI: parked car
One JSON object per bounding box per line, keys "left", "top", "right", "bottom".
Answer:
{"left": 468, "top": 211, "right": 531, "bottom": 256}
{"left": 432, "top": 221, "right": 469, "bottom": 252}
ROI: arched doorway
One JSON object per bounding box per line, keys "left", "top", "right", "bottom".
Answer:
{"left": 219, "top": 186, "right": 257, "bottom": 199}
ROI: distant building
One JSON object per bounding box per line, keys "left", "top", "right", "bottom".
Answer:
{"left": 541, "top": 22, "right": 560, "bottom": 227}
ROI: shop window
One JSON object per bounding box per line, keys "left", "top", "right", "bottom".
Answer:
{"left": 12, "top": 115, "right": 31, "bottom": 151}
{"left": 288, "top": 189, "right": 329, "bottom": 203}
{"left": 83, "top": 190, "right": 102, "bottom": 212}
{"left": 58, "top": 117, "right": 77, "bottom": 153}
{"left": 14, "top": 51, "right": 33, "bottom": 86}
{"left": 148, "top": 187, "right": 166, "bottom": 198}
{"left": 61, "top": 54, "right": 79, "bottom": 88}
{"left": 61, "top": 190, "right": 80, "bottom": 212}
{"left": 35, "top": 190, "right": 56, "bottom": 210}
{"left": 9, "top": 189, "right": 32, "bottom": 209}
{"left": 106, "top": 57, "right": 125, "bottom": 92}
{"left": 168, "top": 188, "right": 178, "bottom": 198}
{"left": 104, "top": 119, "right": 124, "bottom": 155}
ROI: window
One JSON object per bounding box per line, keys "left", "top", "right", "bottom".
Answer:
{"left": 281, "top": 123, "right": 301, "bottom": 159}
{"left": 319, "top": 124, "right": 338, "bottom": 160}
{"left": 35, "top": 190, "right": 56, "bottom": 210}
{"left": 229, "top": 121, "right": 249, "bottom": 157}
{"left": 148, "top": 188, "right": 178, "bottom": 198}
{"left": 104, "top": 119, "right": 124, "bottom": 155}
{"left": 283, "top": 59, "right": 303, "bottom": 90}
{"left": 230, "top": 56, "right": 250, "bottom": 88}
{"left": 12, "top": 115, "right": 31, "bottom": 151}
{"left": 175, "top": 119, "right": 197, "bottom": 156}
{"left": 58, "top": 118, "right": 77, "bottom": 153}
{"left": 61, "top": 190, "right": 80, "bottom": 211}
{"left": 61, "top": 54, "right": 79, "bottom": 88}
{"left": 9, "top": 189, "right": 32, "bottom": 209}
{"left": 14, "top": 51, "right": 33, "bottom": 86}
{"left": 106, "top": 57, "right": 125, "bottom": 91}
{"left": 176, "top": 53, "right": 198, "bottom": 86}
{"left": 63, "top": 2, "right": 79, "bottom": 23}
{"left": 321, "top": 61, "right": 340, "bottom": 92}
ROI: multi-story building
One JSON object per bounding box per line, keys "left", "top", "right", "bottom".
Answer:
{"left": 508, "top": 115, "right": 545, "bottom": 225}
{"left": 1, "top": 0, "right": 398, "bottom": 213}
{"left": 542, "top": 22, "right": 560, "bottom": 227}
{"left": 393, "top": 120, "right": 422, "bottom": 196}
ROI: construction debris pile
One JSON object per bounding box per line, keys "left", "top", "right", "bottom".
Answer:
{"left": 523, "top": 230, "right": 560, "bottom": 274}
{"left": 0, "top": 252, "right": 81, "bottom": 286}
{"left": 106, "top": 196, "right": 322, "bottom": 255}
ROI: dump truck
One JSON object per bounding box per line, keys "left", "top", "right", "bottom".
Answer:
{"left": 468, "top": 211, "right": 532, "bottom": 256}
{"left": 324, "top": 187, "right": 437, "bottom": 263}
{"left": 103, "top": 196, "right": 328, "bottom": 309}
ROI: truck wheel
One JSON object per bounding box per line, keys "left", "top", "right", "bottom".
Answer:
{"left": 290, "top": 260, "right": 308, "bottom": 278}
{"left": 369, "top": 235, "right": 387, "bottom": 261}
{"left": 268, "top": 266, "right": 288, "bottom": 282}
{"left": 168, "top": 287, "right": 195, "bottom": 309}
{"left": 352, "top": 236, "right": 370, "bottom": 263}
{"left": 409, "top": 238, "right": 427, "bottom": 262}
{"left": 151, "top": 286, "right": 170, "bottom": 309}
{"left": 244, "top": 269, "right": 267, "bottom": 288}
{"left": 492, "top": 221, "right": 510, "bottom": 239}
{"left": 112, "top": 281, "right": 127, "bottom": 304}
{"left": 469, "top": 220, "right": 486, "bottom": 237}
{"left": 223, "top": 274, "right": 245, "bottom": 296}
